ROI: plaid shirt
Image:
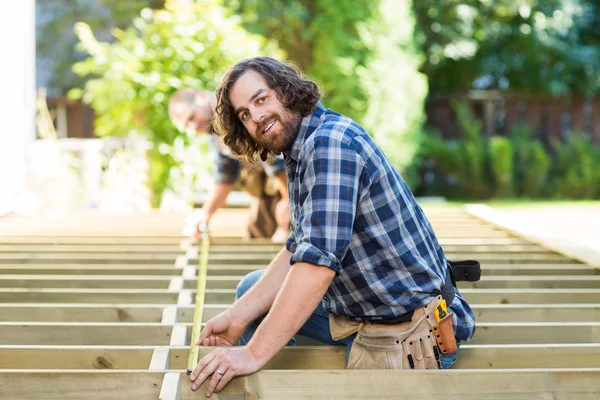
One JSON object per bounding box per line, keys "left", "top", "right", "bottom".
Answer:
{"left": 209, "top": 134, "right": 286, "bottom": 184}
{"left": 285, "top": 103, "right": 475, "bottom": 342}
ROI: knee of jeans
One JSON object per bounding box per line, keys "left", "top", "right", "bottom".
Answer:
{"left": 236, "top": 269, "right": 264, "bottom": 300}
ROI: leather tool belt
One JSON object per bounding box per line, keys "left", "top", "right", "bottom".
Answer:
{"left": 329, "top": 260, "right": 480, "bottom": 370}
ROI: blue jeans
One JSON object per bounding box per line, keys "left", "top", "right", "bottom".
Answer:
{"left": 236, "top": 269, "right": 458, "bottom": 369}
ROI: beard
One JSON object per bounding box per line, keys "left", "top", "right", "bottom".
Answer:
{"left": 254, "top": 109, "right": 302, "bottom": 154}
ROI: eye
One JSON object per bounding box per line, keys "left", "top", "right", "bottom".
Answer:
{"left": 240, "top": 110, "right": 250, "bottom": 121}
{"left": 258, "top": 96, "right": 267, "bottom": 104}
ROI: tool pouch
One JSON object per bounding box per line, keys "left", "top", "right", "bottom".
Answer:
{"left": 331, "top": 296, "right": 457, "bottom": 370}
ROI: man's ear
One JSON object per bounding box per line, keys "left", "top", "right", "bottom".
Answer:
{"left": 260, "top": 149, "right": 269, "bottom": 162}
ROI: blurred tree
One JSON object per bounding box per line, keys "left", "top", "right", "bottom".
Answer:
{"left": 226, "top": 0, "right": 427, "bottom": 180}
{"left": 37, "top": 0, "right": 163, "bottom": 94}
{"left": 414, "top": 0, "right": 600, "bottom": 95}
{"left": 70, "top": 0, "right": 280, "bottom": 204}
{"left": 224, "top": 0, "right": 376, "bottom": 120}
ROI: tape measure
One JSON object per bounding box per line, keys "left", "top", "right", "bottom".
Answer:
{"left": 187, "top": 233, "right": 210, "bottom": 374}
{"left": 434, "top": 299, "right": 448, "bottom": 323}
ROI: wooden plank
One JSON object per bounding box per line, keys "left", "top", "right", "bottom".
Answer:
{"left": 482, "top": 264, "right": 600, "bottom": 276}
{"left": 0, "top": 304, "right": 172, "bottom": 323}
{"left": 0, "top": 253, "right": 177, "bottom": 263}
{"left": 461, "top": 276, "right": 600, "bottom": 289}
{"left": 0, "top": 369, "right": 598, "bottom": 399}
{"left": 0, "top": 289, "right": 178, "bottom": 304}
{"left": 0, "top": 346, "right": 154, "bottom": 369}
{"left": 4, "top": 344, "right": 599, "bottom": 370}
{"left": 183, "top": 369, "right": 600, "bottom": 400}
{"left": 471, "top": 304, "right": 600, "bottom": 323}
{"left": 0, "top": 236, "right": 184, "bottom": 245}
{"left": 0, "top": 323, "right": 186, "bottom": 345}
{"left": 0, "top": 244, "right": 184, "bottom": 253}
{"left": 2, "top": 322, "right": 598, "bottom": 345}
{"left": 0, "top": 371, "right": 164, "bottom": 399}
{"left": 0, "top": 275, "right": 173, "bottom": 289}
{"left": 0, "top": 264, "right": 182, "bottom": 276}
{"left": 2, "top": 303, "right": 596, "bottom": 324}
{"left": 468, "top": 322, "right": 600, "bottom": 344}
{"left": 461, "top": 289, "right": 600, "bottom": 304}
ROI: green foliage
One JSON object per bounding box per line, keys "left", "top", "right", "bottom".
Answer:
{"left": 225, "top": 0, "right": 375, "bottom": 121}
{"left": 488, "top": 136, "right": 513, "bottom": 197}
{"left": 37, "top": 0, "right": 163, "bottom": 94}
{"left": 509, "top": 123, "right": 550, "bottom": 198}
{"left": 414, "top": 0, "right": 600, "bottom": 95}
{"left": 422, "top": 102, "right": 490, "bottom": 198}
{"left": 70, "top": 0, "right": 280, "bottom": 204}
{"left": 421, "top": 110, "right": 600, "bottom": 200}
{"left": 359, "top": 0, "right": 428, "bottom": 185}
{"left": 550, "top": 133, "right": 600, "bottom": 198}
{"left": 226, "top": 0, "right": 427, "bottom": 178}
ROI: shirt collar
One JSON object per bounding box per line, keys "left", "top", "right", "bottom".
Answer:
{"left": 288, "top": 102, "right": 326, "bottom": 162}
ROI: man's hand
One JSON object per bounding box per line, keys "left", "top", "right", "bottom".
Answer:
{"left": 274, "top": 198, "right": 290, "bottom": 229}
{"left": 196, "top": 309, "right": 246, "bottom": 347}
{"left": 190, "top": 347, "right": 262, "bottom": 397}
{"left": 183, "top": 209, "right": 210, "bottom": 241}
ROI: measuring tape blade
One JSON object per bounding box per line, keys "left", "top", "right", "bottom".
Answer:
{"left": 187, "top": 234, "right": 210, "bottom": 374}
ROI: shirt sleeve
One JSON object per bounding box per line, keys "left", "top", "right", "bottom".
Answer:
{"left": 214, "top": 151, "right": 240, "bottom": 184}
{"left": 289, "top": 136, "right": 364, "bottom": 273}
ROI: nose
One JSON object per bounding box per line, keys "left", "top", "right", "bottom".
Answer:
{"left": 250, "top": 106, "right": 266, "bottom": 124}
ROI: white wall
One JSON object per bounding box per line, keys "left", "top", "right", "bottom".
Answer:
{"left": 0, "top": 0, "right": 36, "bottom": 216}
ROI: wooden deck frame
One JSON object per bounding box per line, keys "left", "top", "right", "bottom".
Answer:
{"left": 2, "top": 208, "right": 599, "bottom": 399}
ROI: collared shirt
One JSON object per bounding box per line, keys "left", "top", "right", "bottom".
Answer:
{"left": 209, "top": 133, "right": 286, "bottom": 184}
{"left": 284, "top": 102, "right": 475, "bottom": 342}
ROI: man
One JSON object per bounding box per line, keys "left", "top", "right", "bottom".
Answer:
{"left": 168, "top": 88, "right": 289, "bottom": 242}
{"left": 188, "top": 57, "right": 477, "bottom": 397}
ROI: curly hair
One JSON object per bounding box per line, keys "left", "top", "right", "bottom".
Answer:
{"left": 213, "top": 57, "right": 321, "bottom": 163}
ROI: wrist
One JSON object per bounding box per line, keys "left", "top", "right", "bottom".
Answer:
{"left": 246, "top": 339, "right": 269, "bottom": 369}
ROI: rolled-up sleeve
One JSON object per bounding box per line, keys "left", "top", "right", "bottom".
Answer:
{"left": 289, "top": 136, "right": 364, "bottom": 273}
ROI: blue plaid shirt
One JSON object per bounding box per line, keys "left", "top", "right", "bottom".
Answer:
{"left": 284, "top": 103, "right": 475, "bottom": 342}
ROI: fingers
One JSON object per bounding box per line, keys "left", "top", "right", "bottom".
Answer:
{"left": 205, "top": 366, "right": 231, "bottom": 398}
{"left": 196, "top": 321, "right": 213, "bottom": 345}
{"left": 190, "top": 354, "right": 219, "bottom": 391}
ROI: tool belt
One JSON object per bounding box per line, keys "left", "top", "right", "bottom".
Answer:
{"left": 329, "top": 260, "right": 480, "bottom": 370}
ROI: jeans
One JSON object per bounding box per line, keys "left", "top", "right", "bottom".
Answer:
{"left": 236, "top": 269, "right": 458, "bottom": 369}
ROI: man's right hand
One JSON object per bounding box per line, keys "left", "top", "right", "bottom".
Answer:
{"left": 196, "top": 309, "right": 246, "bottom": 347}
{"left": 183, "top": 209, "right": 210, "bottom": 241}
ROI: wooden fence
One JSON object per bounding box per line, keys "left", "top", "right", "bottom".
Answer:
{"left": 46, "top": 96, "right": 95, "bottom": 139}
{"left": 425, "top": 91, "right": 600, "bottom": 145}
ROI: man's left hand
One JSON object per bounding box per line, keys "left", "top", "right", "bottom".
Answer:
{"left": 190, "top": 347, "right": 262, "bottom": 398}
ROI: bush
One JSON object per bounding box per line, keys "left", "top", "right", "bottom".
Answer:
{"left": 422, "top": 102, "right": 490, "bottom": 199}
{"left": 488, "top": 136, "right": 513, "bottom": 197}
{"left": 70, "top": 0, "right": 280, "bottom": 205}
{"left": 550, "top": 133, "right": 600, "bottom": 198}
{"left": 509, "top": 123, "right": 551, "bottom": 198}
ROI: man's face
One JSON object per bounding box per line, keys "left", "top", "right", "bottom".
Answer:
{"left": 172, "top": 99, "right": 212, "bottom": 134}
{"left": 229, "top": 70, "right": 301, "bottom": 154}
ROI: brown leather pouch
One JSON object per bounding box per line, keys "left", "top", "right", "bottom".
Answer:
{"left": 346, "top": 308, "right": 439, "bottom": 370}
{"left": 435, "top": 313, "right": 458, "bottom": 355}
